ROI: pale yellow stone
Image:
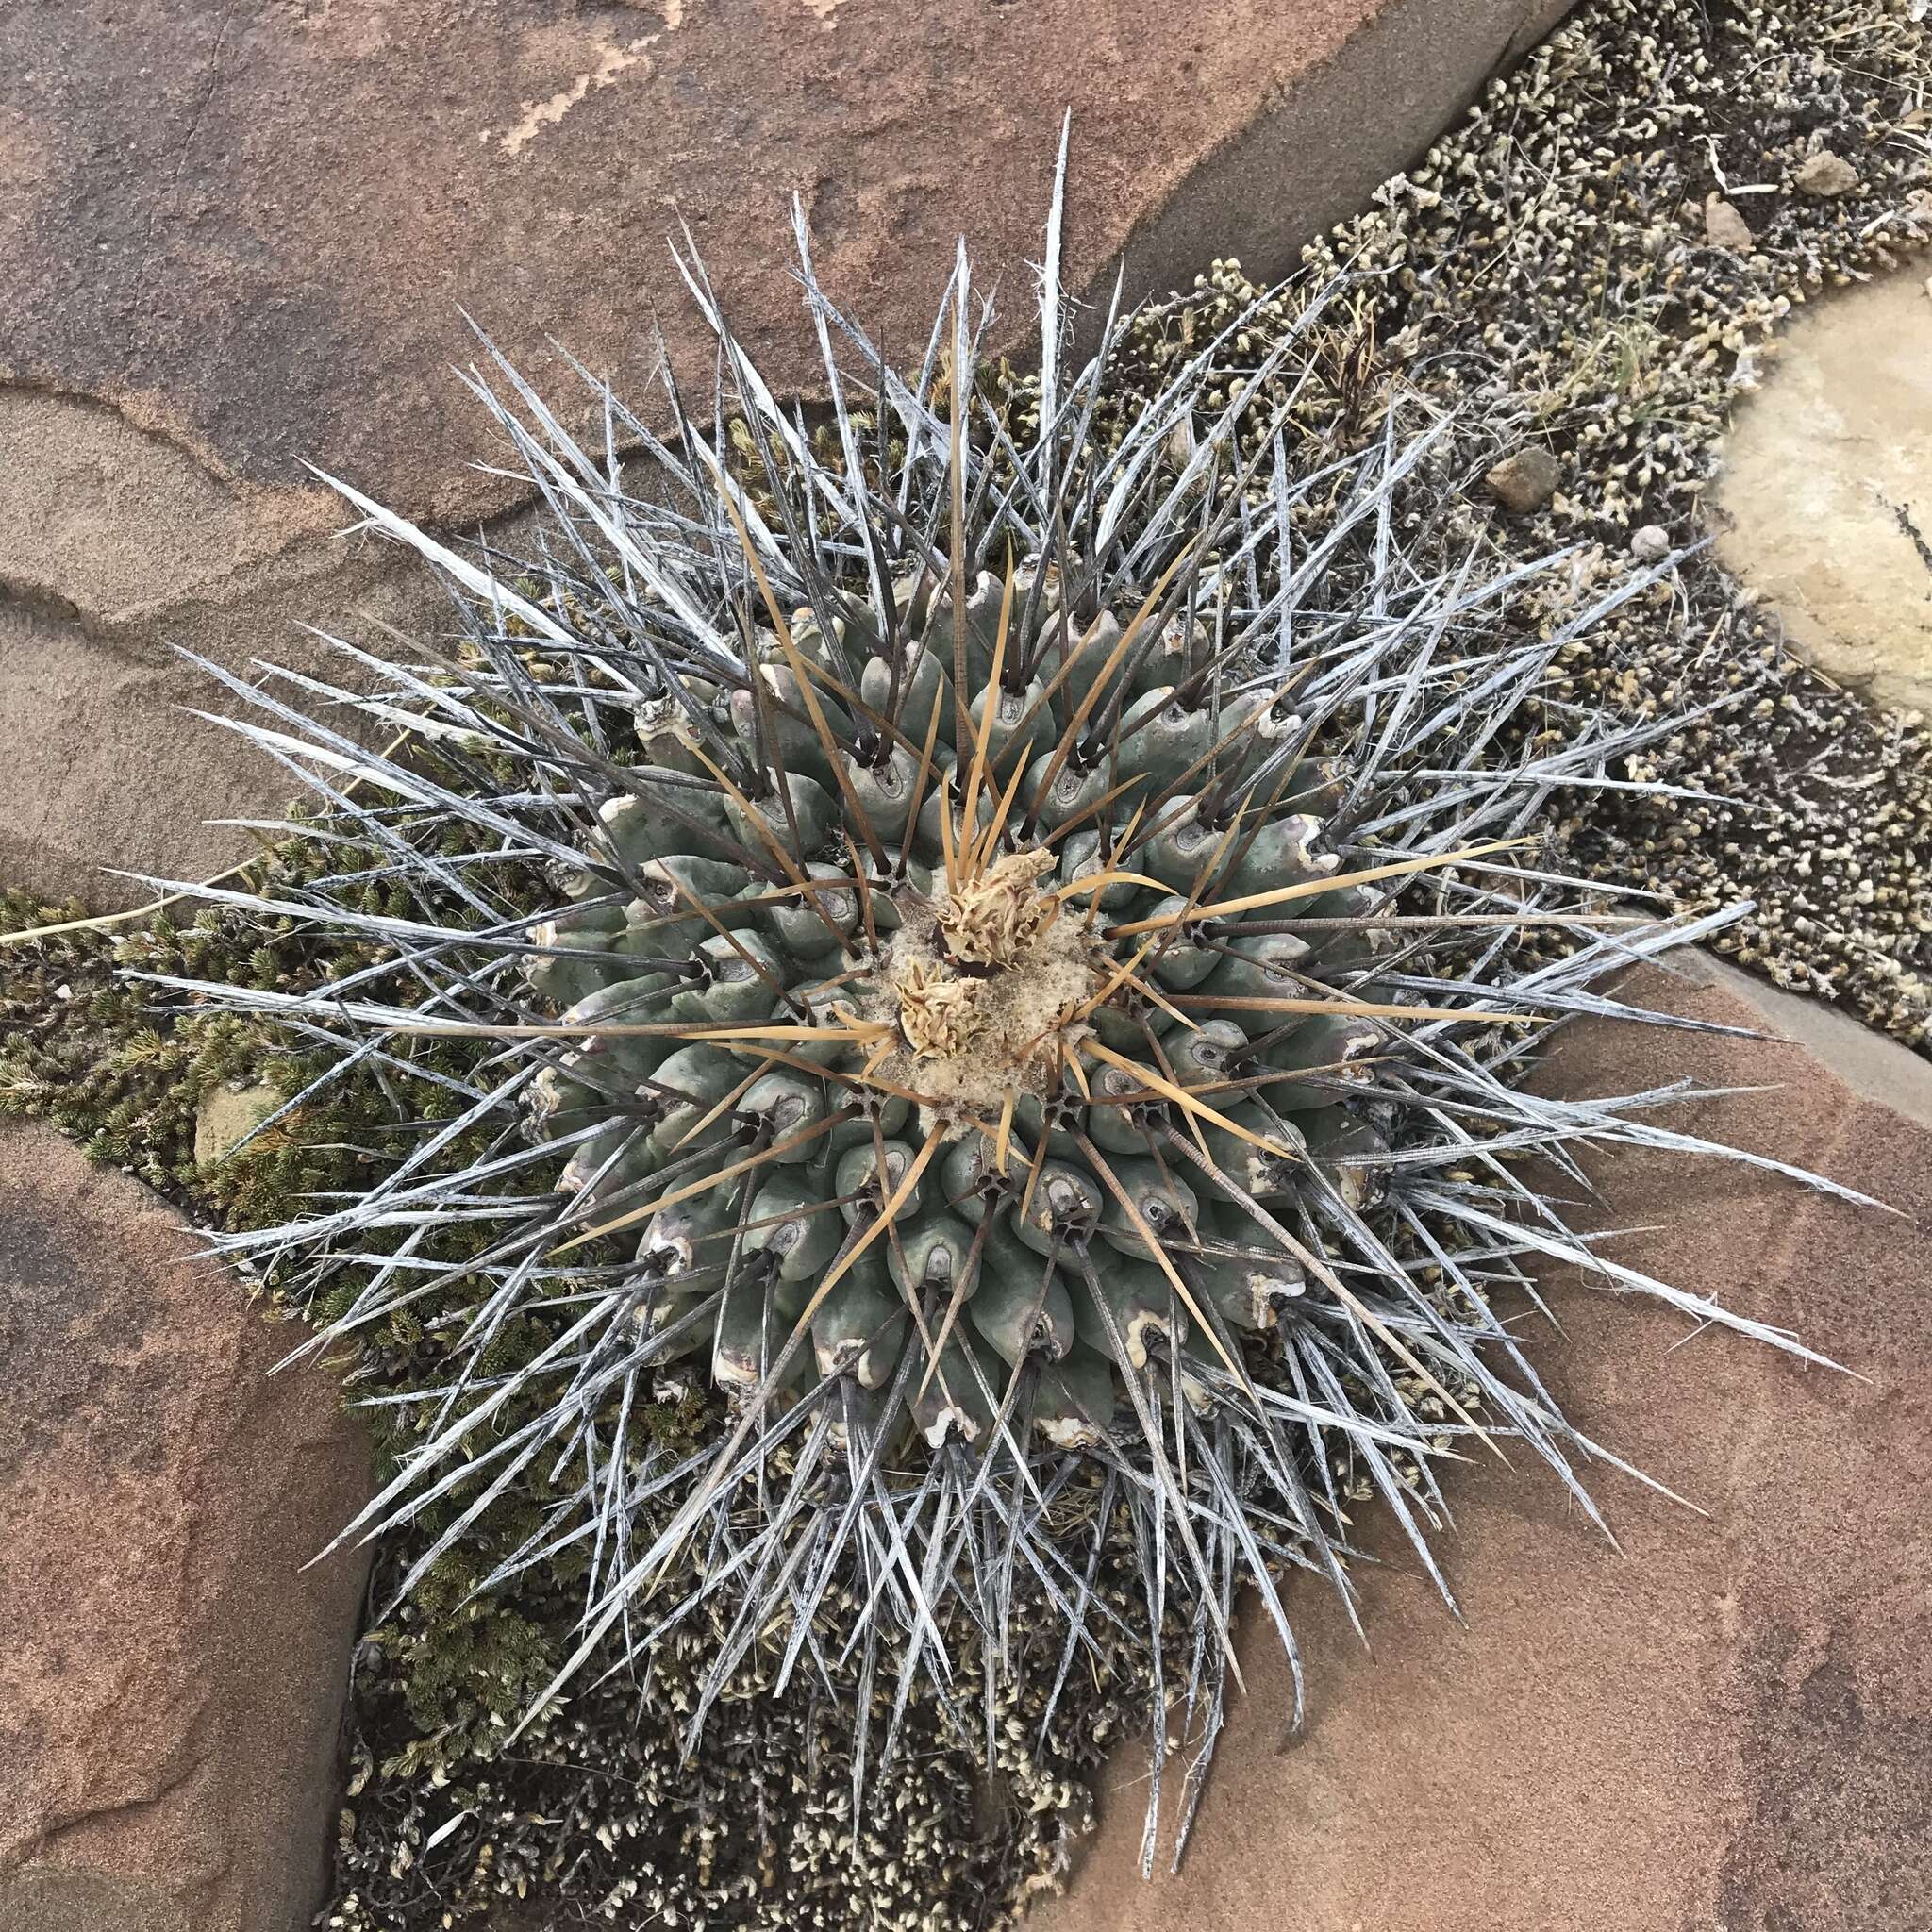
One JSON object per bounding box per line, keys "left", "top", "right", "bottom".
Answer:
{"left": 1792, "top": 148, "right": 1858, "bottom": 197}
{"left": 1714, "top": 272, "right": 1932, "bottom": 714}
{"left": 1703, "top": 192, "right": 1754, "bottom": 250}
{"left": 193, "top": 1081, "right": 283, "bottom": 1167}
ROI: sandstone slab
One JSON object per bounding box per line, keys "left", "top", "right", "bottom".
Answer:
{"left": 1, "top": 0, "right": 1576, "bottom": 913}
{"left": 1715, "top": 270, "right": 1932, "bottom": 716}
{"left": 1032, "top": 956, "right": 1932, "bottom": 1932}
{"left": 0, "top": 551, "right": 458, "bottom": 910}
{"left": 0, "top": 0, "right": 1573, "bottom": 525}
{"left": 0, "top": 1123, "right": 373, "bottom": 1932}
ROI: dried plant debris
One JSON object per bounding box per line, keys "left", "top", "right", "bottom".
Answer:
{"left": 324, "top": 1522, "right": 1160, "bottom": 1932}
{"left": 1, "top": 889, "right": 226, "bottom": 1187}
{"left": 1115, "top": 0, "right": 1931, "bottom": 1046}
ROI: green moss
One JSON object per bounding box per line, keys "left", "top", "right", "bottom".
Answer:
{"left": 2, "top": 891, "right": 202, "bottom": 1182}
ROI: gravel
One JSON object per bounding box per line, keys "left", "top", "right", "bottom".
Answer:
{"left": 1299, "top": 0, "right": 1932, "bottom": 1047}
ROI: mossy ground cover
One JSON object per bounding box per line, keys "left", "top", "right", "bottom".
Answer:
{"left": 1256, "top": 0, "right": 1932, "bottom": 1043}
{"left": 4, "top": 1, "right": 1927, "bottom": 1927}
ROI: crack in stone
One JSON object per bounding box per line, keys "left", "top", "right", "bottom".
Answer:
{"left": 129, "top": 0, "right": 240, "bottom": 362}
{"left": 1883, "top": 493, "right": 1932, "bottom": 588}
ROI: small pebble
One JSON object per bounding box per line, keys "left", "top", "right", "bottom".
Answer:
{"left": 1794, "top": 149, "right": 1859, "bottom": 197}
{"left": 1485, "top": 447, "right": 1564, "bottom": 514}
{"left": 1704, "top": 193, "right": 1755, "bottom": 249}
{"left": 1630, "top": 525, "right": 1672, "bottom": 564}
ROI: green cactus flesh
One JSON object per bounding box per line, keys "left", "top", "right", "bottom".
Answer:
{"left": 522, "top": 567, "right": 1415, "bottom": 1456}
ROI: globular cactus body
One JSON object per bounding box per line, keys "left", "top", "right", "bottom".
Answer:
{"left": 532, "top": 560, "right": 1408, "bottom": 1451}
{"left": 162, "top": 158, "right": 1864, "bottom": 1832}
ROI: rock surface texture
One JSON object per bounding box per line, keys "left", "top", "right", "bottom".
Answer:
{"left": 1715, "top": 270, "right": 1932, "bottom": 716}
{"left": 0, "top": 0, "right": 1571, "bottom": 908}
{"left": 1484, "top": 443, "right": 1565, "bottom": 512}
{"left": 1032, "top": 956, "right": 1932, "bottom": 1932}
{"left": 0, "top": 1124, "right": 372, "bottom": 1932}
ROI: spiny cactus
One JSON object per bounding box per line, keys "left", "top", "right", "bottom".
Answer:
{"left": 524, "top": 551, "right": 1467, "bottom": 1445}
{"left": 145, "top": 151, "right": 1868, "bottom": 1850}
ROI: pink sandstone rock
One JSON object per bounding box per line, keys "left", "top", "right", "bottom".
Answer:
{"left": 0, "top": 1123, "right": 372, "bottom": 1932}
{"left": 0, "top": 0, "right": 1572, "bottom": 525}
{"left": 1030, "top": 955, "right": 1932, "bottom": 1932}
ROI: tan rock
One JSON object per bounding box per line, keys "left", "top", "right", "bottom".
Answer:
{"left": 0, "top": 1122, "right": 372, "bottom": 1932}
{"left": 1704, "top": 191, "right": 1755, "bottom": 248}
{"left": 1794, "top": 148, "right": 1859, "bottom": 197}
{"left": 1485, "top": 444, "right": 1565, "bottom": 513}
{"left": 1713, "top": 270, "right": 1932, "bottom": 713}
{"left": 1030, "top": 955, "right": 1932, "bottom": 1932}
{"left": 0, "top": 533, "right": 461, "bottom": 911}
{"left": 193, "top": 1081, "right": 284, "bottom": 1168}
{"left": 0, "top": 1, "right": 1579, "bottom": 526}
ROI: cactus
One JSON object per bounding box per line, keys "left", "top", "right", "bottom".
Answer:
{"left": 150, "top": 154, "right": 1870, "bottom": 1839}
